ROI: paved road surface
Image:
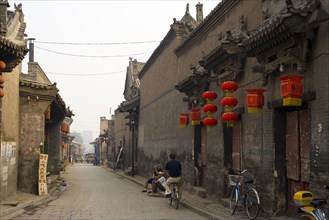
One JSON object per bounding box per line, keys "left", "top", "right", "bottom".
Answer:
{"left": 13, "top": 164, "right": 207, "bottom": 220}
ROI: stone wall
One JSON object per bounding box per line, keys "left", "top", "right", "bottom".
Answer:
{"left": 0, "top": 65, "right": 21, "bottom": 201}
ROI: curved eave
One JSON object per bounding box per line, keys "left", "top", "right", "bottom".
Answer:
{"left": 20, "top": 79, "right": 56, "bottom": 90}
{"left": 0, "top": 36, "right": 28, "bottom": 71}
{"left": 117, "top": 96, "right": 140, "bottom": 113}
{"left": 242, "top": 15, "right": 293, "bottom": 57}
{"left": 203, "top": 46, "right": 229, "bottom": 69}
{"left": 175, "top": 74, "right": 204, "bottom": 94}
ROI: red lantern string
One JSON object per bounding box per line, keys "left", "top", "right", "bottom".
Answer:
{"left": 202, "top": 91, "right": 218, "bottom": 129}
{"left": 221, "top": 81, "right": 238, "bottom": 127}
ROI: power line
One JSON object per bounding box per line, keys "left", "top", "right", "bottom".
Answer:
{"left": 46, "top": 70, "right": 125, "bottom": 76}
{"left": 35, "top": 40, "right": 161, "bottom": 45}
{"left": 34, "top": 46, "right": 153, "bottom": 58}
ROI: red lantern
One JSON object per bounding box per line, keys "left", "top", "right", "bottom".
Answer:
{"left": 203, "top": 117, "right": 218, "bottom": 129}
{"left": 179, "top": 113, "right": 189, "bottom": 128}
{"left": 0, "top": 88, "right": 4, "bottom": 98}
{"left": 221, "top": 81, "right": 238, "bottom": 96}
{"left": 221, "top": 97, "right": 238, "bottom": 112}
{"left": 190, "top": 109, "right": 201, "bottom": 125}
{"left": 280, "top": 75, "right": 303, "bottom": 106}
{"left": 203, "top": 104, "right": 218, "bottom": 116}
{"left": 0, "top": 75, "right": 5, "bottom": 84}
{"left": 202, "top": 91, "right": 217, "bottom": 103}
{"left": 222, "top": 112, "right": 238, "bottom": 127}
{"left": 0, "top": 60, "right": 6, "bottom": 71}
{"left": 246, "top": 89, "right": 266, "bottom": 113}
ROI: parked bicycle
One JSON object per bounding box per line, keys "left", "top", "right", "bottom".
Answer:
{"left": 293, "top": 185, "right": 328, "bottom": 220}
{"left": 168, "top": 183, "right": 179, "bottom": 209}
{"left": 111, "top": 160, "right": 124, "bottom": 172}
{"left": 229, "top": 169, "right": 260, "bottom": 220}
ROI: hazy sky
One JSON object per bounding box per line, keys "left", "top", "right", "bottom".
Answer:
{"left": 9, "top": 0, "right": 219, "bottom": 139}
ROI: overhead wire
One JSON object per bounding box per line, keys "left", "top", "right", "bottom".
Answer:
{"left": 46, "top": 70, "right": 125, "bottom": 76}
{"left": 32, "top": 39, "right": 158, "bottom": 75}
{"left": 34, "top": 46, "right": 153, "bottom": 58}
{"left": 35, "top": 40, "right": 161, "bottom": 45}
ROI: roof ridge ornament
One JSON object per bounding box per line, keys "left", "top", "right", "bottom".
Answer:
{"left": 185, "top": 3, "right": 190, "bottom": 15}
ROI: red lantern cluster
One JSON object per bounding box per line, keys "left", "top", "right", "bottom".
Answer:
{"left": 221, "top": 81, "right": 238, "bottom": 127}
{"left": 280, "top": 75, "right": 303, "bottom": 106}
{"left": 202, "top": 91, "right": 218, "bottom": 129}
{"left": 190, "top": 109, "right": 201, "bottom": 125}
{"left": 179, "top": 113, "right": 189, "bottom": 128}
{"left": 246, "top": 89, "right": 266, "bottom": 113}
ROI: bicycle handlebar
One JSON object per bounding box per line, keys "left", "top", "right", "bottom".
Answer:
{"left": 234, "top": 169, "right": 248, "bottom": 175}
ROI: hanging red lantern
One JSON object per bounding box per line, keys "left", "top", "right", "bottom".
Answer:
{"left": 0, "top": 75, "right": 5, "bottom": 84}
{"left": 203, "top": 104, "right": 218, "bottom": 116}
{"left": 221, "top": 81, "right": 238, "bottom": 96}
{"left": 179, "top": 113, "right": 189, "bottom": 128}
{"left": 221, "top": 97, "right": 238, "bottom": 112}
{"left": 203, "top": 117, "right": 218, "bottom": 129}
{"left": 0, "top": 60, "right": 6, "bottom": 71}
{"left": 222, "top": 112, "right": 238, "bottom": 127}
{"left": 190, "top": 109, "right": 201, "bottom": 125}
{"left": 0, "top": 88, "right": 4, "bottom": 98}
{"left": 280, "top": 75, "right": 303, "bottom": 106}
{"left": 246, "top": 89, "right": 266, "bottom": 113}
{"left": 202, "top": 91, "right": 217, "bottom": 103}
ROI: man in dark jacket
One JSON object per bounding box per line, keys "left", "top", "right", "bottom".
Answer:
{"left": 164, "top": 153, "right": 181, "bottom": 197}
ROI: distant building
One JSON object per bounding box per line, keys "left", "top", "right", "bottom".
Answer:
{"left": 116, "top": 58, "right": 144, "bottom": 175}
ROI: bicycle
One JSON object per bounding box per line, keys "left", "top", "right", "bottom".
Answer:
{"left": 293, "top": 185, "right": 328, "bottom": 220}
{"left": 168, "top": 183, "right": 179, "bottom": 209}
{"left": 111, "top": 160, "right": 124, "bottom": 172}
{"left": 229, "top": 169, "right": 260, "bottom": 220}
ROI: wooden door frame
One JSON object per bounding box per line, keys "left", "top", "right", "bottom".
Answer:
{"left": 274, "top": 107, "right": 310, "bottom": 215}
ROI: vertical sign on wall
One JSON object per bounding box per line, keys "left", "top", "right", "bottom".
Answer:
{"left": 38, "top": 154, "right": 48, "bottom": 196}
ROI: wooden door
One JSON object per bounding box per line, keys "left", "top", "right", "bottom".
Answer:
{"left": 286, "top": 110, "right": 310, "bottom": 214}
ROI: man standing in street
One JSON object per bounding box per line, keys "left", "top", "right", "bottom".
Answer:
{"left": 164, "top": 153, "right": 182, "bottom": 197}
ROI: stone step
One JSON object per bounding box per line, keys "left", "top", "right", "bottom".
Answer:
{"left": 189, "top": 186, "right": 207, "bottom": 198}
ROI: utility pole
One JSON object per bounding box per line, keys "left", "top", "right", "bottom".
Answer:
{"left": 130, "top": 111, "right": 136, "bottom": 177}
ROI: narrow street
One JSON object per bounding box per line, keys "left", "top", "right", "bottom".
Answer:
{"left": 12, "top": 164, "right": 207, "bottom": 220}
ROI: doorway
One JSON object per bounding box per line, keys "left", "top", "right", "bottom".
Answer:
{"left": 285, "top": 109, "right": 310, "bottom": 214}
{"left": 194, "top": 125, "right": 207, "bottom": 187}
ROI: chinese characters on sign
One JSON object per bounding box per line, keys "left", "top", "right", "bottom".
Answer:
{"left": 38, "top": 154, "right": 48, "bottom": 196}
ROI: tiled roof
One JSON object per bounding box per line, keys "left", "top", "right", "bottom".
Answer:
{"left": 20, "top": 79, "right": 56, "bottom": 90}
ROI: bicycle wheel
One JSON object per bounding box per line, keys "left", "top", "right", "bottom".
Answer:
{"left": 173, "top": 189, "right": 179, "bottom": 209}
{"left": 167, "top": 193, "right": 173, "bottom": 205}
{"left": 229, "top": 187, "right": 238, "bottom": 215}
{"left": 245, "top": 188, "right": 260, "bottom": 220}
